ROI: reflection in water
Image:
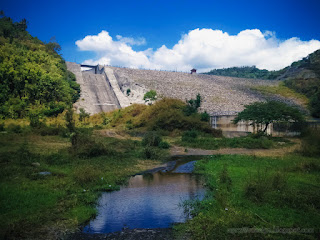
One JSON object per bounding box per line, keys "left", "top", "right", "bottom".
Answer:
{"left": 83, "top": 160, "right": 205, "bottom": 233}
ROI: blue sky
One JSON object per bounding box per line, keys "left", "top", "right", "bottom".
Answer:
{"left": 2, "top": 0, "right": 320, "bottom": 71}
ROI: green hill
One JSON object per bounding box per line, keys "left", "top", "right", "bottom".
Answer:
{"left": 205, "top": 66, "right": 284, "bottom": 80}
{"left": 0, "top": 13, "right": 80, "bottom": 119}
{"left": 282, "top": 50, "right": 320, "bottom": 117}
{"left": 205, "top": 50, "right": 320, "bottom": 117}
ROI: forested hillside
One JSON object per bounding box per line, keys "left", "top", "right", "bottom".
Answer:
{"left": 205, "top": 50, "right": 320, "bottom": 117}
{"left": 0, "top": 13, "right": 80, "bottom": 119}
{"left": 205, "top": 66, "right": 284, "bottom": 80}
{"left": 283, "top": 50, "right": 320, "bottom": 117}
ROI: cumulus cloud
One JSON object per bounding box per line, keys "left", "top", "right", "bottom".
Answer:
{"left": 76, "top": 29, "right": 320, "bottom": 72}
{"left": 116, "top": 35, "right": 146, "bottom": 46}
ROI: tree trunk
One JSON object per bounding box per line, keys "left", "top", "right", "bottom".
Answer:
{"left": 263, "top": 122, "right": 269, "bottom": 133}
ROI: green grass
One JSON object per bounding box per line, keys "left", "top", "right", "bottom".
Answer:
{"left": 176, "top": 154, "right": 320, "bottom": 239}
{"left": 0, "top": 131, "right": 168, "bottom": 239}
{"left": 177, "top": 133, "right": 292, "bottom": 150}
{"left": 251, "top": 82, "right": 309, "bottom": 107}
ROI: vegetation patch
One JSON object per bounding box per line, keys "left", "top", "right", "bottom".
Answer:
{"left": 0, "top": 130, "right": 168, "bottom": 239}
{"left": 0, "top": 14, "right": 80, "bottom": 119}
{"left": 251, "top": 82, "right": 309, "bottom": 107}
{"left": 178, "top": 134, "right": 279, "bottom": 149}
{"left": 176, "top": 154, "right": 320, "bottom": 239}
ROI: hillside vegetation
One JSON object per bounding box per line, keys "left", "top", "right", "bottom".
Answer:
{"left": 0, "top": 14, "right": 80, "bottom": 119}
{"left": 205, "top": 50, "right": 320, "bottom": 117}
{"left": 283, "top": 50, "right": 320, "bottom": 117}
{"left": 206, "top": 66, "right": 284, "bottom": 80}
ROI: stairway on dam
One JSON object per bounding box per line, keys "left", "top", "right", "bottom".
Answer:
{"left": 66, "top": 62, "right": 121, "bottom": 114}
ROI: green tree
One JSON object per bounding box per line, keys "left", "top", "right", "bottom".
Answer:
{"left": 233, "top": 101, "right": 304, "bottom": 133}
{"left": 184, "top": 93, "right": 202, "bottom": 116}
{"left": 0, "top": 14, "right": 80, "bottom": 119}
{"left": 144, "top": 90, "right": 157, "bottom": 101}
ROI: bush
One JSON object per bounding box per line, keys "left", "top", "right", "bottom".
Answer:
{"left": 182, "top": 129, "right": 199, "bottom": 139}
{"left": 142, "top": 146, "right": 161, "bottom": 159}
{"left": 143, "top": 90, "right": 157, "bottom": 101}
{"left": 159, "top": 141, "right": 170, "bottom": 149}
{"left": 7, "top": 123, "right": 22, "bottom": 133}
{"left": 71, "top": 132, "right": 114, "bottom": 157}
{"left": 300, "top": 128, "right": 320, "bottom": 157}
{"left": 200, "top": 111, "right": 210, "bottom": 122}
{"left": 79, "top": 108, "right": 90, "bottom": 122}
{"left": 142, "top": 131, "right": 162, "bottom": 147}
{"left": 0, "top": 122, "right": 5, "bottom": 131}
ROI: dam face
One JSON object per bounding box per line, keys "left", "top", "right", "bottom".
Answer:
{"left": 66, "top": 62, "right": 122, "bottom": 114}
{"left": 67, "top": 62, "right": 301, "bottom": 116}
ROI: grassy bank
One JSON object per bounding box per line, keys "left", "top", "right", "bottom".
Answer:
{"left": 177, "top": 130, "right": 292, "bottom": 150}
{"left": 177, "top": 154, "right": 320, "bottom": 239}
{"left": 0, "top": 130, "right": 168, "bottom": 239}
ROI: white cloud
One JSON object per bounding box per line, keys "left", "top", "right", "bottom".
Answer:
{"left": 116, "top": 35, "right": 146, "bottom": 46}
{"left": 76, "top": 29, "right": 320, "bottom": 71}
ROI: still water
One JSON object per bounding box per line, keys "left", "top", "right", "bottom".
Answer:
{"left": 83, "top": 158, "right": 205, "bottom": 233}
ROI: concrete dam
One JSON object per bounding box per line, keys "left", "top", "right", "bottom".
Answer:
{"left": 66, "top": 62, "right": 297, "bottom": 116}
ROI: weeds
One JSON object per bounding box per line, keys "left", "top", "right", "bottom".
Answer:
{"left": 300, "top": 128, "right": 320, "bottom": 157}
{"left": 142, "top": 131, "right": 162, "bottom": 147}
{"left": 178, "top": 154, "right": 320, "bottom": 239}
{"left": 73, "top": 165, "right": 102, "bottom": 185}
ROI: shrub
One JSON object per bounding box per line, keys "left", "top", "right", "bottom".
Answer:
{"left": 183, "top": 94, "right": 201, "bottom": 116}
{"left": 142, "top": 131, "right": 162, "bottom": 147}
{"left": 29, "top": 113, "right": 44, "bottom": 129}
{"left": 0, "top": 122, "right": 5, "bottom": 131}
{"left": 200, "top": 111, "right": 210, "bottom": 122}
{"left": 182, "top": 129, "right": 198, "bottom": 139}
{"left": 159, "top": 141, "right": 170, "bottom": 149}
{"left": 182, "top": 129, "right": 199, "bottom": 142}
{"left": 71, "top": 132, "right": 114, "bottom": 157}
{"left": 79, "top": 108, "right": 90, "bottom": 122}
{"left": 143, "top": 90, "right": 157, "bottom": 101}
{"left": 7, "top": 123, "right": 22, "bottom": 133}
{"left": 142, "top": 146, "right": 161, "bottom": 159}
{"left": 300, "top": 128, "right": 320, "bottom": 157}
{"left": 244, "top": 169, "right": 269, "bottom": 202}
{"left": 271, "top": 171, "right": 288, "bottom": 191}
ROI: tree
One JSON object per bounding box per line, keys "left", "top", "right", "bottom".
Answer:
{"left": 184, "top": 93, "right": 202, "bottom": 116}
{"left": 233, "top": 101, "right": 304, "bottom": 133}
{"left": 144, "top": 90, "right": 157, "bottom": 101}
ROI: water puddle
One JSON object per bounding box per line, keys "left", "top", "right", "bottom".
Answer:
{"left": 83, "top": 156, "right": 205, "bottom": 233}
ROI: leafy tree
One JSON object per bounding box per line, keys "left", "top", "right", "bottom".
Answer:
{"left": 0, "top": 13, "right": 80, "bottom": 119}
{"left": 184, "top": 93, "right": 202, "bottom": 116}
{"left": 233, "top": 101, "right": 304, "bottom": 133}
{"left": 144, "top": 90, "right": 157, "bottom": 101}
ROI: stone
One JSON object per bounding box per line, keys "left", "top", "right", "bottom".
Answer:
{"left": 31, "top": 162, "right": 40, "bottom": 167}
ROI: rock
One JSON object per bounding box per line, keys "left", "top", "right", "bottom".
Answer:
{"left": 31, "top": 162, "right": 40, "bottom": 167}
{"left": 38, "top": 171, "right": 51, "bottom": 176}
